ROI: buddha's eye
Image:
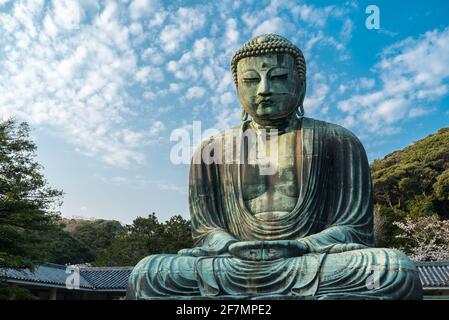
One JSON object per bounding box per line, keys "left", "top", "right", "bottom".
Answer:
{"left": 242, "top": 77, "right": 260, "bottom": 83}
{"left": 271, "top": 74, "right": 287, "bottom": 80}
{"left": 243, "top": 77, "right": 259, "bottom": 81}
{"left": 241, "top": 71, "right": 260, "bottom": 83}
{"left": 270, "top": 68, "right": 288, "bottom": 80}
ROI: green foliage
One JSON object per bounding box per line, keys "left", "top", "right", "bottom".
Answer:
{"left": 371, "top": 127, "right": 449, "bottom": 251}
{"left": 45, "top": 219, "right": 125, "bottom": 265}
{"left": 94, "top": 213, "right": 192, "bottom": 266}
{"left": 47, "top": 229, "right": 96, "bottom": 265}
{"left": 0, "top": 119, "right": 63, "bottom": 269}
{"left": 433, "top": 169, "right": 449, "bottom": 200}
{"left": 162, "top": 215, "right": 193, "bottom": 253}
{"left": 71, "top": 219, "right": 124, "bottom": 252}
{"left": 373, "top": 204, "right": 405, "bottom": 248}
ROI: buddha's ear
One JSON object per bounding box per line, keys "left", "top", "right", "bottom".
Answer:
{"left": 297, "top": 80, "right": 306, "bottom": 111}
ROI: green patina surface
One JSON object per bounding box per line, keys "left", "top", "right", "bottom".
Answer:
{"left": 127, "top": 34, "right": 423, "bottom": 300}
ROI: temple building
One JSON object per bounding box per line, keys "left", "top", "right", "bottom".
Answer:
{"left": 0, "top": 263, "right": 132, "bottom": 300}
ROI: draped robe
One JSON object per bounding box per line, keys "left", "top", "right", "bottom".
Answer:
{"left": 127, "top": 117, "right": 422, "bottom": 300}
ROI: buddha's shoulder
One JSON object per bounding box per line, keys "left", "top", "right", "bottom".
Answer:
{"left": 304, "top": 117, "right": 360, "bottom": 140}
{"left": 194, "top": 124, "right": 243, "bottom": 151}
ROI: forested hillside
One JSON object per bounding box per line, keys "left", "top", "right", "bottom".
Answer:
{"left": 50, "top": 214, "right": 192, "bottom": 266}
{"left": 48, "top": 218, "right": 125, "bottom": 265}
{"left": 371, "top": 127, "right": 449, "bottom": 260}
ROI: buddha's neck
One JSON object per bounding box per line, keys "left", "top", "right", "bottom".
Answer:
{"left": 250, "top": 114, "right": 298, "bottom": 134}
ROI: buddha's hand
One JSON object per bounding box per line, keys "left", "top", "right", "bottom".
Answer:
{"left": 178, "top": 240, "right": 237, "bottom": 257}
{"left": 228, "top": 240, "right": 309, "bottom": 261}
{"left": 178, "top": 247, "right": 219, "bottom": 257}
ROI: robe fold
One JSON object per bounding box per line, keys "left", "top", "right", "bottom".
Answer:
{"left": 190, "top": 117, "right": 374, "bottom": 249}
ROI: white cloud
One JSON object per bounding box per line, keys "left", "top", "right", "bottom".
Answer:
{"left": 11, "top": 0, "right": 44, "bottom": 37}
{"left": 339, "top": 18, "right": 353, "bottom": 42}
{"left": 149, "top": 121, "right": 165, "bottom": 137}
{"left": 220, "top": 92, "right": 234, "bottom": 105}
{"left": 129, "top": 22, "right": 143, "bottom": 35}
{"left": 373, "top": 98, "right": 407, "bottom": 124}
{"left": 304, "top": 73, "right": 330, "bottom": 115}
{"left": 359, "top": 78, "right": 375, "bottom": 90}
{"left": 148, "top": 10, "right": 167, "bottom": 28}
{"left": 169, "top": 83, "right": 183, "bottom": 93}
{"left": 135, "top": 66, "right": 164, "bottom": 83}
{"left": 337, "top": 27, "right": 449, "bottom": 134}
{"left": 191, "top": 38, "right": 214, "bottom": 60}
{"left": 156, "top": 181, "right": 187, "bottom": 195}
{"left": 167, "top": 60, "right": 200, "bottom": 81}
{"left": 409, "top": 107, "right": 432, "bottom": 118}
{"left": 252, "top": 17, "right": 284, "bottom": 36}
{"left": 128, "top": 0, "right": 161, "bottom": 20}
{"left": 224, "top": 18, "right": 239, "bottom": 47}
{"left": 304, "top": 31, "right": 345, "bottom": 56}
{"left": 135, "top": 66, "right": 151, "bottom": 83}
{"left": 122, "top": 129, "right": 145, "bottom": 147}
{"left": 141, "top": 47, "right": 165, "bottom": 65}
{"left": 292, "top": 4, "right": 335, "bottom": 27}
{"left": 213, "top": 106, "right": 240, "bottom": 131}
{"left": 43, "top": 13, "right": 58, "bottom": 37}
{"left": 0, "top": 1, "right": 167, "bottom": 168}
{"left": 185, "top": 86, "right": 206, "bottom": 100}
{"left": 51, "top": 0, "right": 84, "bottom": 30}
{"left": 159, "top": 7, "right": 206, "bottom": 53}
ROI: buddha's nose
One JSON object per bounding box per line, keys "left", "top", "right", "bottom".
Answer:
{"left": 257, "top": 77, "right": 271, "bottom": 97}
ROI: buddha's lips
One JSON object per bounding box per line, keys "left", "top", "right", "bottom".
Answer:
{"left": 257, "top": 99, "right": 274, "bottom": 107}
{"left": 255, "top": 93, "right": 289, "bottom": 106}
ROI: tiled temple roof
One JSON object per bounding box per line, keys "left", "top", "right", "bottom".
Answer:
{"left": 0, "top": 263, "right": 133, "bottom": 291}
{"left": 78, "top": 266, "right": 132, "bottom": 290}
{"left": 415, "top": 261, "right": 449, "bottom": 288}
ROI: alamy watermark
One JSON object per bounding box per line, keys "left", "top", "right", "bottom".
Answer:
{"left": 65, "top": 265, "right": 80, "bottom": 290}
{"left": 170, "top": 121, "right": 280, "bottom": 175}
{"left": 365, "top": 5, "right": 380, "bottom": 30}
{"left": 365, "top": 265, "right": 382, "bottom": 290}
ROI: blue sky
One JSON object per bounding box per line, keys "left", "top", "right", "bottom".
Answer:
{"left": 1, "top": 0, "right": 449, "bottom": 224}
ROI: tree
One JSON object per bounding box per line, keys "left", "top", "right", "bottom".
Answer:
{"left": 0, "top": 119, "right": 63, "bottom": 269}
{"left": 94, "top": 213, "right": 192, "bottom": 266}
{"left": 393, "top": 215, "right": 449, "bottom": 261}
{"left": 46, "top": 218, "right": 125, "bottom": 265}
{"left": 70, "top": 219, "right": 124, "bottom": 252}
{"left": 47, "top": 229, "right": 96, "bottom": 265}
{"left": 162, "top": 215, "right": 193, "bottom": 253}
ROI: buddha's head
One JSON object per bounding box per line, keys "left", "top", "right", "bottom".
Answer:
{"left": 231, "top": 34, "right": 306, "bottom": 126}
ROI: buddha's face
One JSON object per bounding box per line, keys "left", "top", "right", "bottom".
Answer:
{"left": 236, "top": 53, "right": 303, "bottom": 124}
